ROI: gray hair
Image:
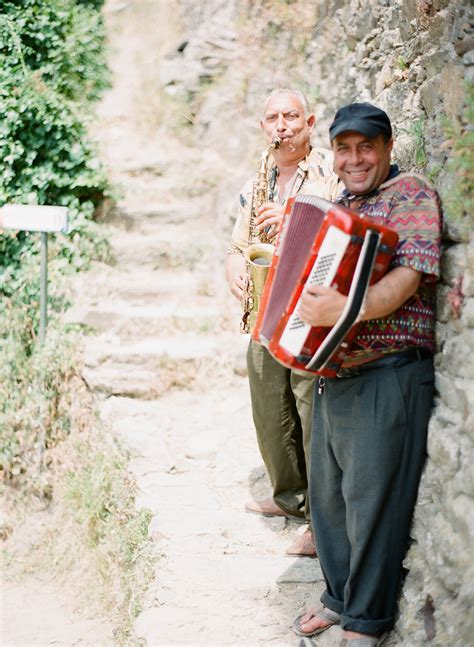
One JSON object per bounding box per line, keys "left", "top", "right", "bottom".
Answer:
{"left": 263, "top": 88, "right": 311, "bottom": 117}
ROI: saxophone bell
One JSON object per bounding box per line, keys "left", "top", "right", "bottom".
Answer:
{"left": 241, "top": 243, "right": 274, "bottom": 334}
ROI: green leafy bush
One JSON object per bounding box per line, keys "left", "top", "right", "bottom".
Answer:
{"left": 75, "top": 0, "right": 106, "bottom": 11}
{"left": 0, "top": 0, "right": 111, "bottom": 335}
{"left": 0, "top": 0, "right": 113, "bottom": 477}
{"left": 0, "top": 0, "right": 109, "bottom": 103}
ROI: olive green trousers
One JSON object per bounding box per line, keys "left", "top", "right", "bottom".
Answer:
{"left": 246, "top": 340, "right": 315, "bottom": 520}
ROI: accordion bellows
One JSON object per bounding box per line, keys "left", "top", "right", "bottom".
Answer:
{"left": 253, "top": 195, "right": 399, "bottom": 377}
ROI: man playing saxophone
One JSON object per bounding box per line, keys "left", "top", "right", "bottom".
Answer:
{"left": 225, "top": 88, "right": 340, "bottom": 556}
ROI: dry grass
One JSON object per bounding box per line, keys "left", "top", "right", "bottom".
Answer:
{"left": 2, "top": 334, "right": 156, "bottom": 645}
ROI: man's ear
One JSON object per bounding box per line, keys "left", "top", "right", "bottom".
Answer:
{"left": 259, "top": 120, "right": 265, "bottom": 132}
{"left": 387, "top": 137, "right": 394, "bottom": 153}
{"left": 307, "top": 114, "right": 316, "bottom": 130}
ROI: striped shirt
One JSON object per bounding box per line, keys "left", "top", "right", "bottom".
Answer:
{"left": 337, "top": 169, "right": 442, "bottom": 367}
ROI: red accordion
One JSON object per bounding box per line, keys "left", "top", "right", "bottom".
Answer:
{"left": 252, "top": 195, "right": 399, "bottom": 377}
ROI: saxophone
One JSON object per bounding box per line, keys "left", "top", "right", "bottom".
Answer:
{"left": 241, "top": 137, "right": 282, "bottom": 334}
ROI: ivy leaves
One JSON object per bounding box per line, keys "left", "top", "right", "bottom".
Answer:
{"left": 0, "top": 0, "right": 110, "bottom": 327}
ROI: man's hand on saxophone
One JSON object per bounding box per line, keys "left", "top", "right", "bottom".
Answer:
{"left": 226, "top": 252, "right": 247, "bottom": 301}
{"left": 254, "top": 201, "right": 285, "bottom": 241}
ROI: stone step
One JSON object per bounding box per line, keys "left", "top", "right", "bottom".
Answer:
{"left": 83, "top": 359, "right": 208, "bottom": 399}
{"left": 84, "top": 334, "right": 218, "bottom": 368}
{"left": 110, "top": 228, "right": 215, "bottom": 270}
{"left": 112, "top": 219, "right": 210, "bottom": 244}
{"left": 115, "top": 189, "right": 210, "bottom": 224}
{"left": 108, "top": 201, "right": 205, "bottom": 226}
{"left": 81, "top": 330, "right": 243, "bottom": 398}
{"left": 65, "top": 300, "right": 221, "bottom": 336}
{"left": 69, "top": 265, "right": 217, "bottom": 303}
{"left": 83, "top": 364, "right": 160, "bottom": 398}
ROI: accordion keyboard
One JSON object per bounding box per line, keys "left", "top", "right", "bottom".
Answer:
{"left": 279, "top": 227, "right": 351, "bottom": 353}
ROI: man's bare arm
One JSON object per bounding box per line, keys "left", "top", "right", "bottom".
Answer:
{"left": 361, "top": 265, "right": 421, "bottom": 320}
{"left": 299, "top": 265, "right": 422, "bottom": 327}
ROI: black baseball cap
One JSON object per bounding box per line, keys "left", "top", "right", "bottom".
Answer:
{"left": 329, "top": 102, "right": 392, "bottom": 141}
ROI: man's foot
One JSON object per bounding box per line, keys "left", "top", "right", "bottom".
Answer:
{"left": 245, "top": 498, "right": 304, "bottom": 521}
{"left": 286, "top": 526, "right": 317, "bottom": 557}
{"left": 245, "top": 498, "right": 287, "bottom": 517}
{"left": 293, "top": 606, "right": 341, "bottom": 637}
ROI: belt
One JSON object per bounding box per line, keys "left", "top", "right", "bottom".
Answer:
{"left": 336, "top": 348, "right": 433, "bottom": 379}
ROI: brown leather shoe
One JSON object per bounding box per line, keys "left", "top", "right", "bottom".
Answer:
{"left": 286, "top": 526, "right": 317, "bottom": 557}
{"left": 245, "top": 498, "right": 288, "bottom": 517}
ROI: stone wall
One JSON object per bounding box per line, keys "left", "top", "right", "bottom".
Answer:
{"left": 161, "top": 1, "right": 473, "bottom": 644}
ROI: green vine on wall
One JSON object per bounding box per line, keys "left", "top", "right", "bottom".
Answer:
{"left": 441, "top": 83, "right": 474, "bottom": 231}
{"left": 400, "top": 115, "right": 428, "bottom": 168}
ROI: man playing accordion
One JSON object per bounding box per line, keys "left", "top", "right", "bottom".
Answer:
{"left": 293, "top": 103, "right": 442, "bottom": 646}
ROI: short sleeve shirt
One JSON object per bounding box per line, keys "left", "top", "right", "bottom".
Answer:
{"left": 337, "top": 170, "right": 442, "bottom": 367}
{"left": 227, "top": 147, "right": 341, "bottom": 254}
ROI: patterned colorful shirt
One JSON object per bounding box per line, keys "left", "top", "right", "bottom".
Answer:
{"left": 227, "top": 147, "right": 340, "bottom": 255}
{"left": 337, "top": 167, "right": 442, "bottom": 367}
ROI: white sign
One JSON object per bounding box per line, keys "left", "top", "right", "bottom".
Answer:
{"left": 0, "top": 204, "right": 69, "bottom": 233}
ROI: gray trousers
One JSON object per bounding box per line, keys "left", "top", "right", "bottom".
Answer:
{"left": 247, "top": 340, "right": 315, "bottom": 519}
{"left": 309, "top": 355, "right": 434, "bottom": 634}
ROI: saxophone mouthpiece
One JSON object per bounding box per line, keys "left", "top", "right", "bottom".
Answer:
{"left": 272, "top": 137, "right": 282, "bottom": 149}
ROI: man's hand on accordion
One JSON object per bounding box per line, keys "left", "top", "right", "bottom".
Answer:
{"left": 255, "top": 202, "right": 285, "bottom": 240}
{"left": 299, "top": 284, "right": 347, "bottom": 327}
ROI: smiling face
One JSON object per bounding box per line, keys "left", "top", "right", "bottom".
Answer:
{"left": 260, "top": 92, "right": 314, "bottom": 164}
{"left": 332, "top": 131, "right": 393, "bottom": 195}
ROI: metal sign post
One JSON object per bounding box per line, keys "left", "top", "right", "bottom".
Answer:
{"left": 0, "top": 205, "right": 68, "bottom": 344}
{"left": 39, "top": 231, "right": 48, "bottom": 344}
